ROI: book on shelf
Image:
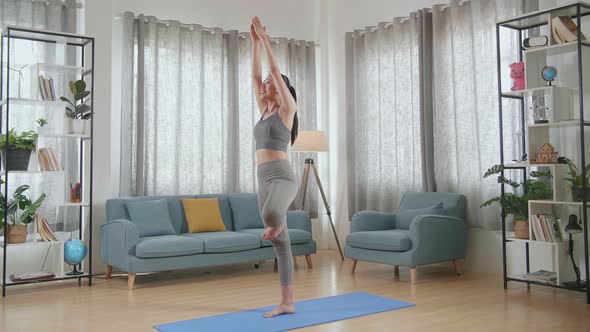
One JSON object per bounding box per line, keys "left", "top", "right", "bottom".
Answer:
{"left": 552, "top": 16, "right": 586, "bottom": 44}
{"left": 531, "top": 214, "right": 563, "bottom": 243}
{"left": 516, "top": 270, "right": 557, "bottom": 283}
{"left": 37, "top": 147, "right": 61, "bottom": 171}
{"left": 9, "top": 271, "right": 55, "bottom": 282}
{"left": 36, "top": 213, "right": 58, "bottom": 242}
{"left": 37, "top": 75, "right": 56, "bottom": 101}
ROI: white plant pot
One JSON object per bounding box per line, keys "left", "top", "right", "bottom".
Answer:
{"left": 65, "top": 118, "right": 86, "bottom": 134}
{"left": 36, "top": 126, "right": 51, "bottom": 136}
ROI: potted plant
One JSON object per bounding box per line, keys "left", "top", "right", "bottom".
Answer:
{"left": 558, "top": 157, "right": 590, "bottom": 202}
{"left": 36, "top": 117, "right": 49, "bottom": 136}
{"left": 481, "top": 165, "right": 553, "bottom": 239}
{"left": 0, "top": 129, "right": 38, "bottom": 171}
{"left": 60, "top": 80, "right": 92, "bottom": 134}
{"left": 0, "top": 179, "right": 46, "bottom": 243}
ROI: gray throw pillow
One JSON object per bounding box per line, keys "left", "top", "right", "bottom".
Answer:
{"left": 396, "top": 202, "right": 446, "bottom": 230}
{"left": 228, "top": 193, "right": 264, "bottom": 230}
{"left": 125, "top": 199, "right": 176, "bottom": 237}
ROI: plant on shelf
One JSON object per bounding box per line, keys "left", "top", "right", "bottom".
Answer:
{"left": 36, "top": 117, "right": 49, "bottom": 136}
{"left": 0, "top": 178, "right": 46, "bottom": 244}
{"left": 558, "top": 157, "right": 590, "bottom": 202}
{"left": 60, "top": 79, "right": 92, "bottom": 134}
{"left": 481, "top": 165, "right": 553, "bottom": 239}
{"left": 0, "top": 129, "right": 38, "bottom": 171}
{"left": 36, "top": 118, "right": 47, "bottom": 127}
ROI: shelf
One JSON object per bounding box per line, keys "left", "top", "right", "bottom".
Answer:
{"left": 0, "top": 98, "right": 64, "bottom": 107}
{"left": 59, "top": 202, "right": 89, "bottom": 207}
{"left": 31, "top": 63, "right": 92, "bottom": 76}
{"left": 3, "top": 273, "right": 90, "bottom": 286}
{"left": 2, "top": 170, "right": 65, "bottom": 174}
{"left": 527, "top": 163, "right": 558, "bottom": 167}
{"left": 528, "top": 120, "right": 590, "bottom": 128}
{"left": 38, "top": 133, "right": 91, "bottom": 139}
{"left": 501, "top": 86, "right": 576, "bottom": 98}
{"left": 2, "top": 26, "right": 93, "bottom": 46}
{"left": 523, "top": 41, "right": 578, "bottom": 55}
{"left": 506, "top": 276, "right": 587, "bottom": 292}
{"left": 504, "top": 163, "right": 527, "bottom": 169}
{"left": 0, "top": 240, "right": 63, "bottom": 248}
{"left": 529, "top": 200, "right": 587, "bottom": 206}
{"left": 506, "top": 236, "right": 562, "bottom": 246}
{"left": 497, "top": 2, "right": 590, "bottom": 30}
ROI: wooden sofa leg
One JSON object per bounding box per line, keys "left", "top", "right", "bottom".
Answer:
{"left": 305, "top": 254, "right": 313, "bottom": 269}
{"left": 106, "top": 265, "right": 112, "bottom": 280}
{"left": 453, "top": 259, "right": 462, "bottom": 276}
{"left": 410, "top": 267, "right": 417, "bottom": 285}
{"left": 394, "top": 265, "right": 400, "bottom": 277}
{"left": 351, "top": 260, "right": 358, "bottom": 274}
{"left": 128, "top": 274, "right": 136, "bottom": 291}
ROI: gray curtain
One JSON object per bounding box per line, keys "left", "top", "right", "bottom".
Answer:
{"left": 119, "top": 13, "right": 317, "bottom": 210}
{"left": 0, "top": 0, "right": 80, "bottom": 234}
{"left": 345, "top": 0, "right": 537, "bottom": 228}
{"left": 346, "top": 12, "right": 427, "bottom": 218}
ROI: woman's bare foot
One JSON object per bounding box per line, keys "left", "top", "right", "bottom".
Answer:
{"left": 264, "top": 303, "right": 295, "bottom": 318}
{"left": 261, "top": 226, "right": 284, "bottom": 241}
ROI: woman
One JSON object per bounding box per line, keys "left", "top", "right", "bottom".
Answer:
{"left": 250, "top": 16, "right": 299, "bottom": 318}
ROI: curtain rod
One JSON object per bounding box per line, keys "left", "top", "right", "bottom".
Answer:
{"left": 32, "top": 0, "right": 83, "bottom": 8}
{"left": 358, "top": 0, "right": 470, "bottom": 33}
{"left": 114, "top": 13, "right": 319, "bottom": 47}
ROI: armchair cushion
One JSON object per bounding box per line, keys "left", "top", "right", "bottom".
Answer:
{"left": 396, "top": 202, "right": 445, "bottom": 230}
{"left": 125, "top": 199, "right": 176, "bottom": 237}
{"left": 346, "top": 230, "right": 411, "bottom": 252}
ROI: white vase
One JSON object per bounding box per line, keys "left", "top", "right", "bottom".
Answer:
{"left": 65, "top": 118, "right": 86, "bottom": 134}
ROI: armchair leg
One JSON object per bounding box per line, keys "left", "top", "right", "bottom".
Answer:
{"left": 351, "top": 260, "right": 358, "bottom": 274}
{"left": 128, "top": 274, "right": 136, "bottom": 291}
{"left": 394, "top": 265, "right": 399, "bottom": 277}
{"left": 410, "top": 267, "right": 417, "bottom": 285}
{"left": 274, "top": 259, "right": 278, "bottom": 273}
{"left": 106, "top": 265, "right": 112, "bottom": 280}
{"left": 453, "top": 259, "right": 462, "bottom": 276}
{"left": 305, "top": 254, "right": 313, "bottom": 269}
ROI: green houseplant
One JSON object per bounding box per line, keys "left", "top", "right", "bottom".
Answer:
{"left": 60, "top": 79, "right": 92, "bottom": 134}
{"left": 558, "top": 157, "right": 590, "bottom": 202}
{"left": 481, "top": 165, "right": 553, "bottom": 239}
{"left": 0, "top": 129, "right": 38, "bottom": 171}
{"left": 0, "top": 179, "right": 46, "bottom": 243}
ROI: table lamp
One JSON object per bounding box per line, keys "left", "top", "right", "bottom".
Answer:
{"left": 564, "top": 214, "right": 585, "bottom": 289}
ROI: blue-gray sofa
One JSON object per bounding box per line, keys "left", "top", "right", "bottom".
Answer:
{"left": 344, "top": 192, "right": 467, "bottom": 284}
{"left": 100, "top": 193, "right": 316, "bottom": 290}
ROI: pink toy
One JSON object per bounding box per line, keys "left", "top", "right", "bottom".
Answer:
{"left": 510, "top": 61, "right": 525, "bottom": 91}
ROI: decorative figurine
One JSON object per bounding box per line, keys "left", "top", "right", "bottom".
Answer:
{"left": 510, "top": 61, "right": 525, "bottom": 91}
{"left": 535, "top": 143, "right": 558, "bottom": 164}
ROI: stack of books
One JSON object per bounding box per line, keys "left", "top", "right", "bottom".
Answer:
{"left": 9, "top": 271, "right": 55, "bottom": 282}
{"left": 37, "top": 147, "right": 61, "bottom": 171}
{"left": 531, "top": 214, "right": 564, "bottom": 243}
{"left": 38, "top": 75, "right": 56, "bottom": 101}
{"left": 517, "top": 270, "right": 557, "bottom": 284}
{"left": 552, "top": 16, "right": 586, "bottom": 44}
{"left": 36, "top": 213, "right": 58, "bottom": 242}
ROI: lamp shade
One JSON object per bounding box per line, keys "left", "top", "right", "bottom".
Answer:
{"left": 565, "top": 214, "right": 583, "bottom": 234}
{"left": 291, "top": 130, "right": 329, "bottom": 152}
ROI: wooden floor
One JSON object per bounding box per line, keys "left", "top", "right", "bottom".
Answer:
{"left": 1, "top": 250, "right": 590, "bottom": 331}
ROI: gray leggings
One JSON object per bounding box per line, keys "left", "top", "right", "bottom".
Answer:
{"left": 257, "top": 159, "right": 298, "bottom": 286}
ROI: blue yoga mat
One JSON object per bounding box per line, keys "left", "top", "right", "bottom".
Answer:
{"left": 154, "top": 292, "right": 414, "bottom": 332}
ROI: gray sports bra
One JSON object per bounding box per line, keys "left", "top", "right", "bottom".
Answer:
{"left": 254, "top": 110, "right": 291, "bottom": 152}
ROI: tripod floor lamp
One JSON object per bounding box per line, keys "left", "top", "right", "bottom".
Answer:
{"left": 291, "top": 130, "right": 344, "bottom": 261}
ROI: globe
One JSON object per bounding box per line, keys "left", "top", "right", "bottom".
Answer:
{"left": 541, "top": 66, "right": 557, "bottom": 85}
{"left": 64, "top": 239, "right": 88, "bottom": 275}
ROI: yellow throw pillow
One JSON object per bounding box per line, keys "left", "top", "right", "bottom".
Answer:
{"left": 182, "top": 198, "right": 226, "bottom": 233}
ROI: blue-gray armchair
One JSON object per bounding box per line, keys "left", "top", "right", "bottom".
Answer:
{"left": 344, "top": 192, "right": 467, "bottom": 284}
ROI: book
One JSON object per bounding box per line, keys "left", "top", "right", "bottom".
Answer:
{"left": 532, "top": 215, "right": 544, "bottom": 241}
{"left": 541, "top": 215, "right": 554, "bottom": 243}
{"left": 9, "top": 271, "right": 55, "bottom": 282}
{"left": 517, "top": 270, "right": 557, "bottom": 283}
{"left": 36, "top": 213, "right": 57, "bottom": 242}
{"left": 552, "top": 16, "right": 586, "bottom": 43}
{"left": 547, "top": 215, "right": 563, "bottom": 243}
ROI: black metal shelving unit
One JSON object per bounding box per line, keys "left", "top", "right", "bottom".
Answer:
{"left": 0, "top": 26, "right": 94, "bottom": 296}
{"left": 496, "top": 2, "right": 590, "bottom": 304}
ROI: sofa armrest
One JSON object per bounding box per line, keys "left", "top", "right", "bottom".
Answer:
{"left": 286, "top": 210, "right": 312, "bottom": 233}
{"left": 100, "top": 219, "right": 140, "bottom": 270}
{"left": 350, "top": 211, "right": 396, "bottom": 233}
{"left": 408, "top": 214, "right": 467, "bottom": 265}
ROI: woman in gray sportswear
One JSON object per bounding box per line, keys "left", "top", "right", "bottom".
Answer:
{"left": 250, "top": 16, "right": 299, "bottom": 318}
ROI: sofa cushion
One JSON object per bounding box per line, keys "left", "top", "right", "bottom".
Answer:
{"left": 182, "top": 198, "right": 226, "bottom": 233}
{"left": 228, "top": 193, "right": 264, "bottom": 230}
{"left": 135, "top": 235, "right": 204, "bottom": 258}
{"left": 396, "top": 202, "right": 446, "bottom": 230}
{"left": 181, "top": 231, "right": 260, "bottom": 253}
{"left": 346, "top": 230, "right": 411, "bottom": 252}
{"left": 237, "top": 228, "right": 312, "bottom": 247}
{"left": 192, "top": 195, "right": 234, "bottom": 232}
{"left": 125, "top": 199, "right": 176, "bottom": 237}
